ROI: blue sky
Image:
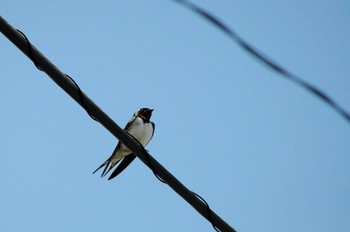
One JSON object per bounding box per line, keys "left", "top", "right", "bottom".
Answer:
{"left": 1, "top": 1, "right": 349, "bottom": 231}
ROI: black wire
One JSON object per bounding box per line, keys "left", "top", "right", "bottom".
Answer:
{"left": 130, "top": 134, "right": 166, "bottom": 183}
{"left": 130, "top": 136, "right": 221, "bottom": 230}
{"left": 192, "top": 191, "right": 220, "bottom": 232}
{"left": 173, "top": 0, "right": 350, "bottom": 124}
{"left": 144, "top": 150, "right": 167, "bottom": 183}
{"left": 128, "top": 126, "right": 224, "bottom": 231}
{"left": 16, "top": 29, "right": 98, "bottom": 122}
{"left": 145, "top": 154, "right": 220, "bottom": 230}
{"left": 128, "top": 135, "right": 165, "bottom": 182}
{"left": 145, "top": 151, "right": 221, "bottom": 231}
{"left": 16, "top": 29, "right": 43, "bottom": 71}
{"left": 65, "top": 74, "right": 99, "bottom": 121}
{"left": 16, "top": 27, "right": 219, "bottom": 230}
{"left": 1, "top": 17, "right": 237, "bottom": 232}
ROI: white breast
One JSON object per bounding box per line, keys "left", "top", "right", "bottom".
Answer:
{"left": 114, "top": 117, "right": 154, "bottom": 160}
{"left": 128, "top": 117, "right": 153, "bottom": 146}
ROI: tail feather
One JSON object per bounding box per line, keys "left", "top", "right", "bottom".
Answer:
{"left": 92, "top": 157, "right": 121, "bottom": 178}
{"left": 101, "top": 162, "right": 110, "bottom": 177}
{"left": 101, "top": 161, "right": 118, "bottom": 177}
{"left": 92, "top": 159, "right": 109, "bottom": 175}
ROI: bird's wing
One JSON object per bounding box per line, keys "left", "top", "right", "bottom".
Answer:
{"left": 124, "top": 114, "right": 137, "bottom": 131}
{"left": 108, "top": 154, "right": 136, "bottom": 180}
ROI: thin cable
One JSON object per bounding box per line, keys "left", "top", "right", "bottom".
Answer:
{"left": 129, "top": 134, "right": 166, "bottom": 183}
{"left": 15, "top": 29, "right": 98, "bottom": 122}
{"left": 144, "top": 150, "right": 167, "bottom": 183}
{"left": 65, "top": 74, "right": 99, "bottom": 121}
{"left": 144, "top": 150, "right": 224, "bottom": 231}
{"left": 172, "top": 0, "right": 350, "bottom": 123}
{"left": 192, "top": 191, "right": 220, "bottom": 232}
{"left": 0, "top": 16, "right": 236, "bottom": 232}
{"left": 16, "top": 29, "right": 43, "bottom": 71}
{"left": 14, "top": 27, "right": 226, "bottom": 231}
{"left": 132, "top": 135, "right": 223, "bottom": 231}
{"left": 142, "top": 145, "right": 222, "bottom": 231}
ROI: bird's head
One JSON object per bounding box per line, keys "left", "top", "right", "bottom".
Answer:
{"left": 136, "top": 108, "right": 154, "bottom": 122}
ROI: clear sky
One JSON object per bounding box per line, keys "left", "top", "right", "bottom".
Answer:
{"left": 1, "top": 1, "right": 349, "bottom": 232}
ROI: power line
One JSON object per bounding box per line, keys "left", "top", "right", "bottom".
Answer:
{"left": 172, "top": 0, "right": 350, "bottom": 124}
{"left": 0, "top": 16, "right": 236, "bottom": 232}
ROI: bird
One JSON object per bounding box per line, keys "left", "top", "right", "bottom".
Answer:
{"left": 93, "top": 108, "right": 155, "bottom": 180}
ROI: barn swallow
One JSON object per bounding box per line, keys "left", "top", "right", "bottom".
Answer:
{"left": 93, "top": 108, "right": 155, "bottom": 180}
